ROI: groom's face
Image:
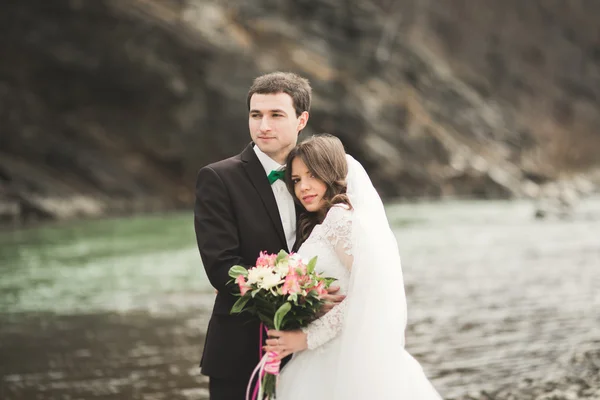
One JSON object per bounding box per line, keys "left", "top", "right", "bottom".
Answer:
{"left": 249, "top": 92, "right": 309, "bottom": 164}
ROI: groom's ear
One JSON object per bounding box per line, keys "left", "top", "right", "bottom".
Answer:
{"left": 297, "top": 111, "right": 309, "bottom": 131}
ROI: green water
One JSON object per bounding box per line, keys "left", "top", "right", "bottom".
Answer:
{"left": 1, "top": 198, "right": 598, "bottom": 318}
{"left": 0, "top": 213, "right": 206, "bottom": 314}
{"left": 1, "top": 198, "right": 599, "bottom": 398}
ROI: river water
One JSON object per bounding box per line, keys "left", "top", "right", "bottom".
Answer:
{"left": 1, "top": 198, "right": 599, "bottom": 399}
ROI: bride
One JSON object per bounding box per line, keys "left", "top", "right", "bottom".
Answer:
{"left": 265, "top": 134, "right": 442, "bottom": 399}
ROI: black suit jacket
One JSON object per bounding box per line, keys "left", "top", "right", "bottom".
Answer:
{"left": 194, "top": 143, "right": 296, "bottom": 379}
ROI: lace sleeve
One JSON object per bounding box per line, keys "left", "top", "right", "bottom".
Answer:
{"left": 302, "top": 206, "right": 354, "bottom": 350}
{"left": 322, "top": 205, "right": 353, "bottom": 270}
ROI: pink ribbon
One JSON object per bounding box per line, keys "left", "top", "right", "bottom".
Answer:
{"left": 264, "top": 351, "right": 281, "bottom": 375}
{"left": 247, "top": 324, "right": 280, "bottom": 400}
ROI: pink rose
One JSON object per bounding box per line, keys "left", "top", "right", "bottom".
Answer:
{"left": 236, "top": 275, "right": 250, "bottom": 296}
{"left": 298, "top": 275, "right": 310, "bottom": 286}
{"left": 298, "top": 264, "right": 307, "bottom": 275}
{"left": 256, "top": 251, "right": 277, "bottom": 267}
{"left": 314, "top": 281, "right": 327, "bottom": 297}
{"left": 287, "top": 265, "right": 297, "bottom": 276}
{"left": 288, "top": 255, "right": 307, "bottom": 275}
{"left": 281, "top": 273, "right": 301, "bottom": 295}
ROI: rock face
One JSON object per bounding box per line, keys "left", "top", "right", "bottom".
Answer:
{"left": 1, "top": 0, "right": 599, "bottom": 222}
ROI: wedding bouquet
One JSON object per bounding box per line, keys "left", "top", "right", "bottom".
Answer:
{"left": 228, "top": 250, "right": 334, "bottom": 400}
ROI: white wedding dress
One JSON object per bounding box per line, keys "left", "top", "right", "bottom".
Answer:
{"left": 276, "top": 156, "right": 443, "bottom": 400}
{"left": 277, "top": 205, "right": 353, "bottom": 399}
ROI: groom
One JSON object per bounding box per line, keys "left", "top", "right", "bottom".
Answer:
{"left": 194, "top": 72, "right": 344, "bottom": 399}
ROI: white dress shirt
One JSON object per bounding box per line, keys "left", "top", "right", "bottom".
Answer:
{"left": 253, "top": 145, "right": 297, "bottom": 252}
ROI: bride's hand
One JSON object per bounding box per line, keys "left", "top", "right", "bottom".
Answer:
{"left": 316, "top": 284, "right": 345, "bottom": 317}
{"left": 264, "top": 329, "right": 307, "bottom": 359}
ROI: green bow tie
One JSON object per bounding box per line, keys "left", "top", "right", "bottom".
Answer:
{"left": 267, "top": 169, "right": 286, "bottom": 185}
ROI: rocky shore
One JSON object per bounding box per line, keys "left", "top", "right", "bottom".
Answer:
{"left": 2, "top": 312, "right": 598, "bottom": 400}
{"left": 452, "top": 343, "right": 600, "bottom": 400}
{"left": 2, "top": 0, "right": 599, "bottom": 223}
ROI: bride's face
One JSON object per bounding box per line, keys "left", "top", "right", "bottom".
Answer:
{"left": 290, "top": 157, "right": 328, "bottom": 212}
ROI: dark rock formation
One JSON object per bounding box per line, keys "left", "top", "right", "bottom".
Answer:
{"left": 1, "top": 0, "right": 599, "bottom": 222}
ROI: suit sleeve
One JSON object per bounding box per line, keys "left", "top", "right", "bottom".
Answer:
{"left": 194, "top": 165, "right": 248, "bottom": 293}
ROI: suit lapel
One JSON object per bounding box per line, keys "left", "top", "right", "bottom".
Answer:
{"left": 241, "top": 144, "right": 287, "bottom": 248}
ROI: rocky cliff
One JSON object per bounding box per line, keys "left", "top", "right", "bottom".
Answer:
{"left": 1, "top": 0, "right": 599, "bottom": 222}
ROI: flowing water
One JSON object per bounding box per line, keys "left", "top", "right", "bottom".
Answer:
{"left": 1, "top": 198, "right": 599, "bottom": 399}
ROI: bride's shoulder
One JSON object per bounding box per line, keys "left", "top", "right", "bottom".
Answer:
{"left": 324, "top": 203, "right": 353, "bottom": 223}
{"left": 319, "top": 204, "right": 353, "bottom": 241}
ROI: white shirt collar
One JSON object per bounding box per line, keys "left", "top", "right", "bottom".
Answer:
{"left": 253, "top": 144, "right": 284, "bottom": 175}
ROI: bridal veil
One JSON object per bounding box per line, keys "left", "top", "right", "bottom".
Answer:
{"left": 334, "top": 155, "right": 442, "bottom": 399}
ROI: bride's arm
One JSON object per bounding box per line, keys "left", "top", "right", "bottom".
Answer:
{"left": 302, "top": 206, "right": 354, "bottom": 350}
{"left": 266, "top": 275, "right": 350, "bottom": 357}
{"left": 265, "top": 206, "right": 354, "bottom": 356}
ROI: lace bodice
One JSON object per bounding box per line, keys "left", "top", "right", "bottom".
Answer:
{"left": 297, "top": 205, "right": 353, "bottom": 350}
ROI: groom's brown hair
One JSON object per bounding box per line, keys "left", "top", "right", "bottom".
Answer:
{"left": 285, "top": 134, "right": 352, "bottom": 248}
{"left": 247, "top": 72, "right": 312, "bottom": 117}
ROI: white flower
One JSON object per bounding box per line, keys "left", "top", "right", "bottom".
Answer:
{"left": 259, "top": 272, "right": 284, "bottom": 290}
{"left": 247, "top": 266, "right": 274, "bottom": 285}
{"left": 275, "top": 262, "right": 290, "bottom": 278}
{"left": 289, "top": 253, "right": 301, "bottom": 263}
{"left": 289, "top": 253, "right": 308, "bottom": 268}
{"left": 274, "top": 257, "right": 289, "bottom": 277}
{"left": 276, "top": 258, "right": 289, "bottom": 268}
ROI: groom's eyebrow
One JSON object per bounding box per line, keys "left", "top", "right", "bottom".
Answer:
{"left": 249, "top": 109, "right": 287, "bottom": 114}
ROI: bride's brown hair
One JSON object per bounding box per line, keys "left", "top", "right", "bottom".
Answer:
{"left": 285, "top": 134, "right": 352, "bottom": 250}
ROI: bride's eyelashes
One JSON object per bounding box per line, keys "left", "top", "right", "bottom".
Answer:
{"left": 291, "top": 174, "right": 317, "bottom": 186}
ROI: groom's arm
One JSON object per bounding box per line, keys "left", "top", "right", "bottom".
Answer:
{"left": 194, "top": 165, "right": 248, "bottom": 293}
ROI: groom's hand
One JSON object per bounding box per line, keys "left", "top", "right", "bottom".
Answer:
{"left": 318, "top": 285, "right": 345, "bottom": 317}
